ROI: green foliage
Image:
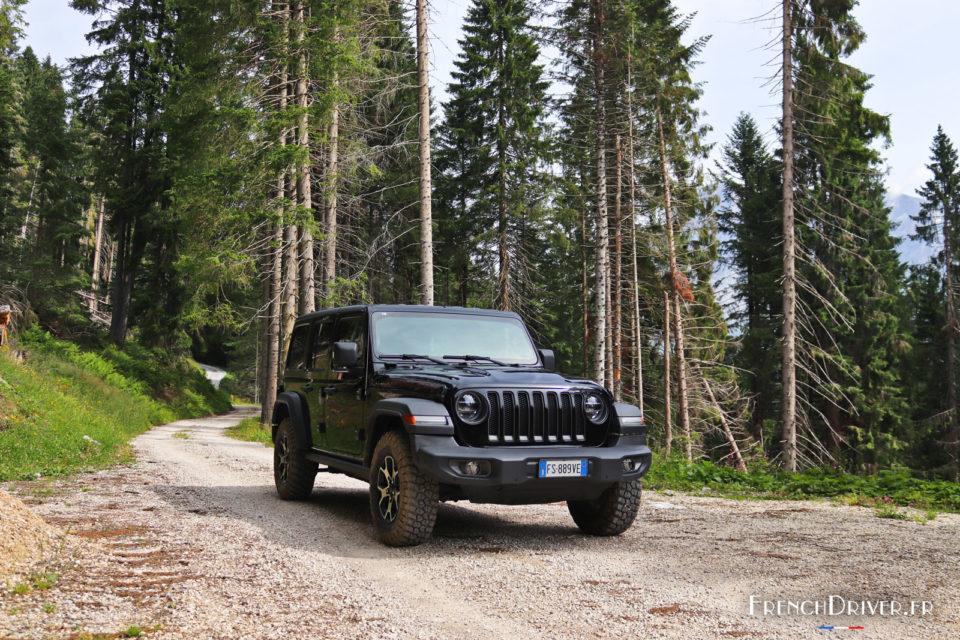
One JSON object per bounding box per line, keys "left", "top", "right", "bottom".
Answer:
{"left": 0, "top": 348, "right": 163, "bottom": 480}
{"left": 0, "top": 328, "right": 230, "bottom": 480}
{"left": 224, "top": 417, "right": 272, "bottom": 447}
{"left": 19, "top": 326, "right": 231, "bottom": 418}
{"left": 434, "top": 0, "right": 553, "bottom": 317}
{"left": 0, "top": 1, "right": 26, "bottom": 53}
{"left": 717, "top": 113, "right": 781, "bottom": 436}
{"left": 646, "top": 458, "right": 960, "bottom": 513}
{"left": 789, "top": 0, "right": 909, "bottom": 470}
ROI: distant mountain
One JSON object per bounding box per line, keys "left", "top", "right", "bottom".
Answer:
{"left": 887, "top": 193, "right": 934, "bottom": 266}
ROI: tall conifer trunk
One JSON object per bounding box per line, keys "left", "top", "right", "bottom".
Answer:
{"left": 627, "top": 45, "right": 642, "bottom": 410}
{"left": 592, "top": 0, "right": 608, "bottom": 385}
{"left": 261, "top": 223, "right": 282, "bottom": 424}
{"left": 323, "top": 96, "right": 338, "bottom": 303}
{"left": 109, "top": 217, "right": 130, "bottom": 344}
{"left": 657, "top": 99, "right": 690, "bottom": 460}
{"left": 781, "top": 0, "right": 798, "bottom": 472}
{"left": 664, "top": 291, "right": 672, "bottom": 456}
{"left": 278, "top": 3, "right": 297, "bottom": 359}
{"left": 294, "top": 1, "right": 314, "bottom": 314}
{"left": 416, "top": 0, "right": 434, "bottom": 305}
{"left": 581, "top": 201, "right": 589, "bottom": 375}
{"left": 613, "top": 135, "right": 623, "bottom": 401}
{"left": 944, "top": 207, "right": 958, "bottom": 481}
{"left": 90, "top": 196, "right": 105, "bottom": 313}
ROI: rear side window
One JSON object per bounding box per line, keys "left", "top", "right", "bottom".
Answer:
{"left": 286, "top": 324, "right": 310, "bottom": 370}
{"left": 309, "top": 318, "right": 337, "bottom": 371}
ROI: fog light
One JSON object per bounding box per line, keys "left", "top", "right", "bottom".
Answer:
{"left": 622, "top": 458, "right": 633, "bottom": 472}
{"left": 455, "top": 460, "right": 491, "bottom": 476}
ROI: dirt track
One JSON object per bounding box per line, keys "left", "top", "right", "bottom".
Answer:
{"left": 1, "top": 408, "right": 958, "bottom": 639}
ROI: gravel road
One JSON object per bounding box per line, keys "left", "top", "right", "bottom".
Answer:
{"left": 2, "top": 408, "right": 958, "bottom": 639}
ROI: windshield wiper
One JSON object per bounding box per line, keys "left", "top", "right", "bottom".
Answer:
{"left": 443, "top": 354, "right": 513, "bottom": 367}
{"left": 380, "top": 353, "right": 448, "bottom": 366}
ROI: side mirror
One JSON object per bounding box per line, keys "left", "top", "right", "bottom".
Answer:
{"left": 332, "top": 341, "right": 359, "bottom": 369}
{"left": 538, "top": 348, "right": 555, "bottom": 371}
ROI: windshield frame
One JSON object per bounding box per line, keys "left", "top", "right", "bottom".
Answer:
{"left": 370, "top": 310, "right": 541, "bottom": 367}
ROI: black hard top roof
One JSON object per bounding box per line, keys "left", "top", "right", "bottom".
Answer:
{"left": 294, "top": 304, "right": 522, "bottom": 325}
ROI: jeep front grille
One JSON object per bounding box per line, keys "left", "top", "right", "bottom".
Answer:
{"left": 457, "top": 390, "right": 607, "bottom": 447}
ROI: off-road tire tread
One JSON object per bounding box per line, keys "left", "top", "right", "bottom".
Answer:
{"left": 369, "top": 431, "right": 439, "bottom": 547}
{"left": 568, "top": 480, "right": 641, "bottom": 536}
{"left": 274, "top": 418, "right": 318, "bottom": 500}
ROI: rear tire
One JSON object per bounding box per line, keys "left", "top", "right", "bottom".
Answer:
{"left": 273, "top": 418, "right": 318, "bottom": 500}
{"left": 568, "top": 480, "right": 641, "bottom": 536}
{"left": 369, "top": 431, "right": 439, "bottom": 546}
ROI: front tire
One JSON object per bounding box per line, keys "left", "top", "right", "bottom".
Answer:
{"left": 369, "top": 431, "right": 439, "bottom": 546}
{"left": 568, "top": 480, "right": 641, "bottom": 536}
{"left": 273, "top": 418, "right": 318, "bottom": 500}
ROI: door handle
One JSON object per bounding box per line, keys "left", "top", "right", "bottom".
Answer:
{"left": 303, "top": 383, "right": 314, "bottom": 392}
{"left": 321, "top": 386, "right": 337, "bottom": 396}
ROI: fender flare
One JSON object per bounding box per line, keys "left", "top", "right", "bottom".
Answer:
{"left": 271, "top": 392, "right": 312, "bottom": 449}
{"left": 612, "top": 401, "right": 645, "bottom": 435}
{"left": 364, "top": 398, "right": 453, "bottom": 465}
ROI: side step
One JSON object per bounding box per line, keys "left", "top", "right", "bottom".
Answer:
{"left": 305, "top": 450, "right": 369, "bottom": 482}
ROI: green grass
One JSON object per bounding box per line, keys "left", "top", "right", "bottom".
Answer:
{"left": 0, "top": 328, "right": 232, "bottom": 481}
{"left": 225, "top": 416, "right": 272, "bottom": 447}
{"left": 645, "top": 457, "right": 960, "bottom": 513}
{"left": 31, "top": 572, "right": 57, "bottom": 590}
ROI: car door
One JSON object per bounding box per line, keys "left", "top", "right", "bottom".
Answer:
{"left": 322, "top": 313, "right": 368, "bottom": 456}
{"left": 306, "top": 316, "right": 337, "bottom": 449}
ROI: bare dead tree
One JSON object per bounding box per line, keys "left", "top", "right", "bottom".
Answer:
{"left": 416, "top": 0, "right": 434, "bottom": 305}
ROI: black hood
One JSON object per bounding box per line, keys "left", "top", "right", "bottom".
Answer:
{"left": 372, "top": 364, "right": 604, "bottom": 396}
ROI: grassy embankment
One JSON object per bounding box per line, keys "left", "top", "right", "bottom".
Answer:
{"left": 0, "top": 327, "right": 232, "bottom": 480}
{"left": 646, "top": 457, "right": 960, "bottom": 517}
{"left": 225, "top": 416, "right": 272, "bottom": 447}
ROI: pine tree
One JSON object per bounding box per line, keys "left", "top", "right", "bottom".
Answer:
{"left": 901, "top": 264, "right": 952, "bottom": 474}
{"left": 790, "top": 0, "right": 908, "bottom": 470}
{"left": 718, "top": 113, "right": 782, "bottom": 440}
{"left": 15, "top": 49, "right": 88, "bottom": 314}
{"left": 71, "top": 0, "right": 179, "bottom": 346}
{"left": 434, "top": 0, "right": 552, "bottom": 316}
{"left": 913, "top": 126, "right": 960, "bottom": 480}
{"left": 0, "top": 0, "right": 25, "bottom": 241}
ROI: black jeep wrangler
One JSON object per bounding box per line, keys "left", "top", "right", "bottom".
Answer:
{"left": 271, "top": 305, "right": 651, "bottom": 546}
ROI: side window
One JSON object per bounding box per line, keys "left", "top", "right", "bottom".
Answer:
{"left": 309, "top": 318, "right": 337, "bottom": 371}
{"left": 286, "top": 324, "right": 310, "bottom": 370}
{"left": 334, "top": 315, "right": 367, "bottom": 363}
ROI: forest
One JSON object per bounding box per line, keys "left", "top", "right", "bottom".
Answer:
{"left": 0, "top": 0, "right": 957, "bottom": 482}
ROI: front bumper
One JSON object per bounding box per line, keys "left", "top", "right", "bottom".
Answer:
{"left": 410, "top": 433, "right": 652, "bottom": 504}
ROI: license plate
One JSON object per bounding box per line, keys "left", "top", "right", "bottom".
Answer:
{"left": 539, "top": 459, "right": 588, "bottom": 478}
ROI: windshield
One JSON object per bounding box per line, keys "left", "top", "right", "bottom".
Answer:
{"left": 371, "top": 311, "right": 539, "bottom": 365}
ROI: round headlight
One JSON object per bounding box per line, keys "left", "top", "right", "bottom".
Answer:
{"left": 456, "top": 392, "right": 486, "bottom": 424}
{"left": 583, "top": 393, "right": 607, "bottom": 424}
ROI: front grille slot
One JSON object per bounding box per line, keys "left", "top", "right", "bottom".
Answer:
{"left": 476, "top": 390, "right": 596, "bottom": 446}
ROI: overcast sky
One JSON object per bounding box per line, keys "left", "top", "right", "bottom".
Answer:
{"left": 21, "top": 0, "right": 960, "bottom": 197}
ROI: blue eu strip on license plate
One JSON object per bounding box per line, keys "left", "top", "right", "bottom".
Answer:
{"left": 539, "top": 459, "right": 588, "bottom": 478}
